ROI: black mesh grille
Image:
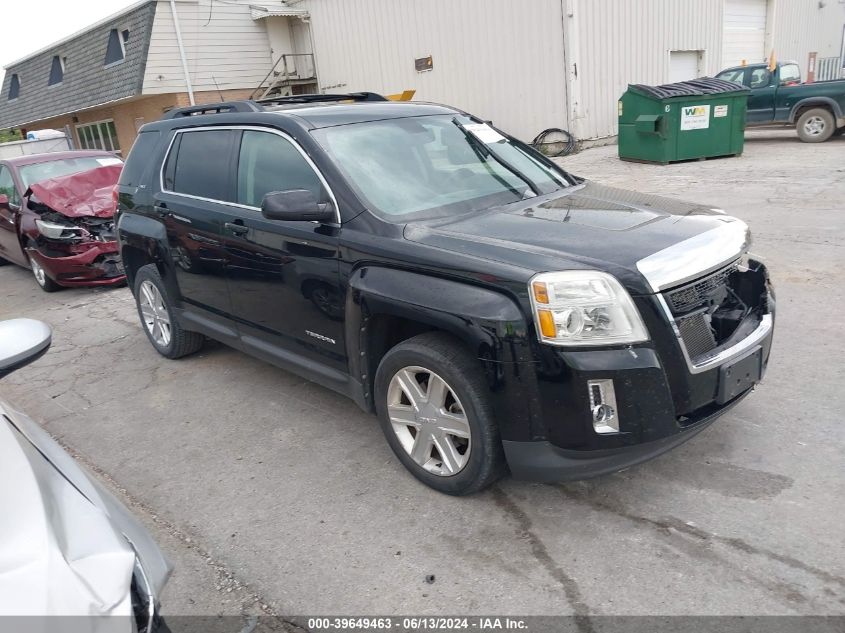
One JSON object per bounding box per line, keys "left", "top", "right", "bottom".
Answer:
{"left": 667, "top": 263, "right": 737, "bottom": 314}
{"left": 677, "top": 313, "right": 717, "bottom": 359}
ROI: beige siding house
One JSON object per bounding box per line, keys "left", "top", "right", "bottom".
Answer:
{"left": 0, "top": 0, "right": 317, "bottom": 153}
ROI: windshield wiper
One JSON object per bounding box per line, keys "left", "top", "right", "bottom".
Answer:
{"left": 452, "top": 118, "right": 542, "bottom": 197}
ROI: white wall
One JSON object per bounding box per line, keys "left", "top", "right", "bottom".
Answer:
{"left": 142, "top": 0, "right": 274, "bottom": 94}
{"left": 298, "top": 0, "right": 570, "bottom": 142}
{"left": 565, "top": 0, "right": 724, "bottom": 141}
{"left": 769, "top": 0, "right": 845, "bottom": 70}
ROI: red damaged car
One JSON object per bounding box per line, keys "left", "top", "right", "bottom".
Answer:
{"left": 0, "top": 151, "right": 125, "bottom": 291}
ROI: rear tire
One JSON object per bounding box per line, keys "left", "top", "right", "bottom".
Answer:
{"left": 134, "top": 264, "right": 204, "bottom": 359}
{"left": 796, "top": 108, "right": 835, "bottom": 143}
{"left": 374, "top": 332, "right": 506, "bottom": 495}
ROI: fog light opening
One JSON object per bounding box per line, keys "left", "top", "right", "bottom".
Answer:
{"left": 588, "top": 379, "right": 619, "bottom": 434}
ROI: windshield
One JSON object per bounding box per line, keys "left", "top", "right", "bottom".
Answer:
{"left": 19, "top": 156, "right": 122, "bottom": 189}
{"left": 312, "top": 114, "right": 572, "bottom": 219}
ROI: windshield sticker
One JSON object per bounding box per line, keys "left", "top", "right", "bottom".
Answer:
{"left": 464, "top": 122, "right": 505, "bottom": 144}
{"left": 714, "top": 104, "right": 729, "bottom": 118}
{"left": 680, "top": 105, "right": 710, "bottom": 130}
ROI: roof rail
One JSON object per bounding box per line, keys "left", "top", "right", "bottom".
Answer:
{"left": 161, "top": 101, "right": 264, "bottom": 119}
{"left": 257, "top": 92, "right": 388, "bottom": 105}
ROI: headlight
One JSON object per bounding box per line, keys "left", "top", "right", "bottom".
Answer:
{"left": 528, "top": 270, "right": 649, "bottom": 346}
{"left": 35, "top": 218, "right": 82, "bottom": 240}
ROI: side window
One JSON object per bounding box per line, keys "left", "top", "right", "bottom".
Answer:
{"left": 120, "top": 130, "right": 160, "bottom": 187}
{"left": 749, "top": 68, "right": 771, "bottom": 88}
{"left": 779, "top": 64, "right": 801, "bottom": 85}
{"left": 165, "top": 130, "right": 237, "bottom": 201}
{"left": 236, "top": 130, "right": 326, "bottom": 208}
{"left": 716, "top": 68, "right": 746, "bottom": 85}
{"left": 0, "top": 167, "right": 19, "bottom": 205}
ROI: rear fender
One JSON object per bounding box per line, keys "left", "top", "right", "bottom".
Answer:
{"left": 347, "top": 266, "right": 545, "bottom": 441}
{"left": 116, "top": 212, "right": 175, "bottom": 296}
{"left": 789, "top": 97, "right": 843, "bottom": 122}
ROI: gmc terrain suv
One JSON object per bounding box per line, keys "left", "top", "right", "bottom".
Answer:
{"left": 116, "top": 94, "right": 775, "bottom": 495}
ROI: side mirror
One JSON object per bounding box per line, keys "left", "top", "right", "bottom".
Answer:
{"left": 0, "top": 319, "right": 52, "bottom": 379}
{"left": 0, "top": 194, "right": 8, "bottom": 208}
{"left": 260, "top": 189, "right": 335, "bottom": 223}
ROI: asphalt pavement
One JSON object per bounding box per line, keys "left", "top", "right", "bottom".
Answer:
{"left": 1, "top": 129, "right": 843, "bottom": 624}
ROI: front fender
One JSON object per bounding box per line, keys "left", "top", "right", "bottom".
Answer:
{"left": 347, "top": 266, "right": 545, "bottom": 441}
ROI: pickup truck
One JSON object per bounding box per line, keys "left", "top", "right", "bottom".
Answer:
{"left": 716, "top": 61, "right": 845, "bottom": 142}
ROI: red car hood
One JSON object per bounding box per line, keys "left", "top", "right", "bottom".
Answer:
{"left": 27, "top": 165, "right": 122, "bottom": 218}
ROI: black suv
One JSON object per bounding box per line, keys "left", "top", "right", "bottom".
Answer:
{"left": 116, "top": 94, "right": 775, "bottom": 495}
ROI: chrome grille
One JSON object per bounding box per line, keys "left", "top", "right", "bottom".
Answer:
{"left": 666, "top": 263, "right": 737, "bottom": 314}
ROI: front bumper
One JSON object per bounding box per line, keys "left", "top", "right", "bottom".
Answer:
{"left": 504, "top": 269, "right": 774, "bottom": 482}
{"left": 504, "top": 389, "right": 750, "bottom": 481}
{"left": 29, "top": 242, "right": 125, "bottom": 287}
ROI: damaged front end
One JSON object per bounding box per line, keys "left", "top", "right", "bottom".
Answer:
{"left": 25, "top": 165, "right": 125, "bottom": 287}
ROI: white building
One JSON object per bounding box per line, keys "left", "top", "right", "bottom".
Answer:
{"left": 295, "top": 0, "right": 845, "bottom": 142}
{"left": 5, "top": 0, "right": 843, "bottom": 148}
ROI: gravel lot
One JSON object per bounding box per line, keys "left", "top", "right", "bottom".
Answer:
{"left": 1, "top": 129, "right": 843, "bottom": 623}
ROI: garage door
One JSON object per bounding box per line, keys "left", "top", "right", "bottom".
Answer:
{"left": 670, "top": 51, "right": 701, "bottom": 82}
{"left": 722, "top": 0, "right": 767, "bottom": 69}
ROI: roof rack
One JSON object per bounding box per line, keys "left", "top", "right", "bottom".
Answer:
{"left": 161, "top": 101, "right": 264, "bottom": 119}
{"left": 160, "top": 92, "right": 389, "bottom": 121}
{"left": 257, "top": 92, "right": 388, "bottom": 105}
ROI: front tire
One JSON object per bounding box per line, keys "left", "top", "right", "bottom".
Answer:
{"left": 134, "top": 264, "right": 204, "bottom": 359}
{"left": 28, "top": 253, "right": 61, "bottom": 292}
{"left": 796, "top": 108, "right": 835, "bottom": 143}
{"left": 374, "top": 332, "right": 506, "bottom": 495}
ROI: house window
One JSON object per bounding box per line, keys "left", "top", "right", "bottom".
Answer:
{"left": 76, "top": 120, "right": 120, "bottom": 153}
{"left": 8, "top": 74, "right": 20, "bottom": 100}
{"left": 122, "top": 29, "right": 130, "bottom": 45}
{"left": 48, "top": 56, "right": 65, "bottom": 86}
{"left": 104, "top": 29, "right": 125, "bottom": 66}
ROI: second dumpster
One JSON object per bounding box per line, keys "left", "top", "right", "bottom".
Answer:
{"left": 618, "top": 78, "right": 749, "bottom": 164}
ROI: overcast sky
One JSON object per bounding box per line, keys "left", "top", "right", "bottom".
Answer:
{"left": 1, "top": 0, "right": 139, "bottom": 83}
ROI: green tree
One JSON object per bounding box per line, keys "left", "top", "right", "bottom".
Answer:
{"left": 0, "top": 128, "right": 22, "bottom": 143}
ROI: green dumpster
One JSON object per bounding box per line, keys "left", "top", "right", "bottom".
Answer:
{"left": 618, "top": 78, "right": 749, "bottom": 164}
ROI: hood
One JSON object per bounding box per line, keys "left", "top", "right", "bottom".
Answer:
{"left": 404, "top": 181, "right": 748, "bottom": 295}
{"left": 0, "top": 399, "right": 171, "bottom": 627}
{"left": 27, "top": 164, "right": 122, "bottom": 218}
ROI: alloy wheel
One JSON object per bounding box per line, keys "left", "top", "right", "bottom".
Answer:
{"left": 386, "top": 366, "right": 471, "bottom": 476}
{"left": 30, "top": 257, "right": 47, "bottom": 287}
{"left": 139, "top": 280, "right": 172, "bottom": 348}
{"left": 804, "top": 116, "right": 826, "bottom": 137}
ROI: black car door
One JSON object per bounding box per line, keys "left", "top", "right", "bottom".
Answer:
{"left": 224, "top": 128, "right": 346, "bottom": 374}
{"left": 155, "top": 129, "right": 239, "bottom": 319}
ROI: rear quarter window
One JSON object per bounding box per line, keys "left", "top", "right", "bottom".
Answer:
{"left": 119, "top": 130, "right": 161, "bottom": 187}
{"left": 163, "top": 129, "right": 237, "bottom": 201}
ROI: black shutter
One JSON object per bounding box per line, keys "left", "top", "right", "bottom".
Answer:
{"left": 8, "top": 74, "right": 20, "bottom": 100}
{"left": 104, "top": 29, "right": 125, "bottom": 66}
{"left": 48, "top": 56, "right": 64, "bottom": 85}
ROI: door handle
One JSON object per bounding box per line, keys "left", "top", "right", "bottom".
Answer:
{"left": 154, "top": 204, "right": 171, "bottom": 217}
{"left": 225, "top": 222, "right": 249, "bottom": 235}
